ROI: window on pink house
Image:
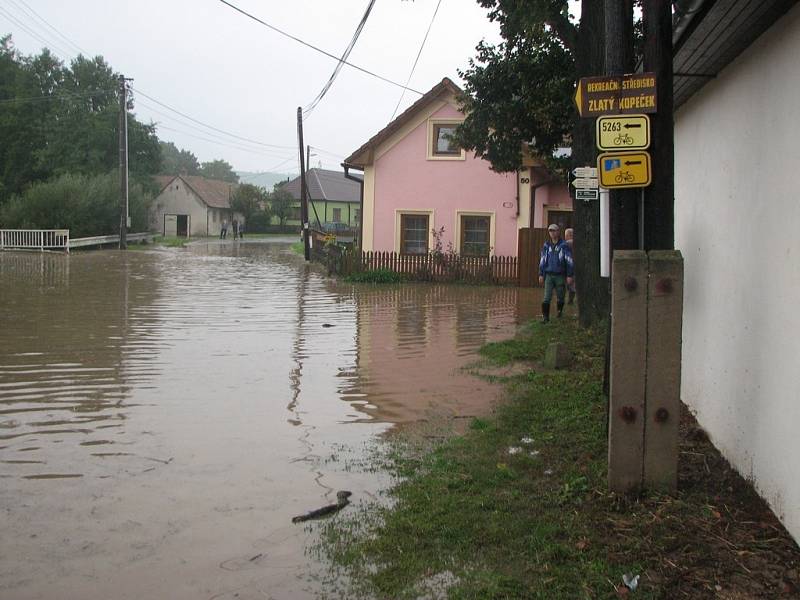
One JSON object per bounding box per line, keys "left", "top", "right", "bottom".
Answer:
{"left": 432, "top": 124, "right": 460, "bottom": 156}
{"left": 460, "top": 215, "right": 490, "bottom": 256}
{"left": 400, "top": 214, "right": 429, "bottom": 254}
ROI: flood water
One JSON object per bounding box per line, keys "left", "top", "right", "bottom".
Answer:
{"left": 0, "top": 239, "right": 538, "bottom": 599}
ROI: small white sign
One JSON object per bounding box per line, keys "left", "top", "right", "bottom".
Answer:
{"left": 571, "top": 177, "right": 599, "bottom": 189}
{"left": 572, "top": 166, "right": 598, "bottom": 178}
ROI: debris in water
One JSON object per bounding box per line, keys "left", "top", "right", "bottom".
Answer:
{"left": 520, "top": 436, "right": 534, "bottom": 444}
{"left": 507, "top": 447, "right": 522, "bottom": 455}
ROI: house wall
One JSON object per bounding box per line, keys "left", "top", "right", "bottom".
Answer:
{"left": 308, "top": 200, "right": 360, "bottom": 227}
{"left": 674, "top": 4, "right": 800, "bottom": 542}
{"left": 368, "top": 103, "right": 519, "bottom": 256}
{"left": 532, "top": 181, "right": 573, "bottom": 228}
{"left": 150, "top": 179, "right": 211, "bottom": 236}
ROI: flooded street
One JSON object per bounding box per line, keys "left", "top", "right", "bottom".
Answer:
{"left": 0, "top": 239, "right": 537, "bottom": 600}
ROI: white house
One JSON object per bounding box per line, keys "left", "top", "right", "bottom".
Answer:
{"left": 150, "top": 175, "right": 241, "bottom": 237}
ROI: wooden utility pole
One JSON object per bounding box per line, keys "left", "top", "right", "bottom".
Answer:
{"left": 642, "top": 0, "right": 674, "bottom": 250}
{"left": 605, "top": 0, "right": 639, "bottom": 251}
{"left": 118, "top": 74, "right": 129, "bottom": 250}
{"left": 296, "top": 108, "right": 310, "bottom": 261}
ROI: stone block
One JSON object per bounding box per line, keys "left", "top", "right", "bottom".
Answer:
{"left": 544, "top": 342, "right": 572, "bottom": 369}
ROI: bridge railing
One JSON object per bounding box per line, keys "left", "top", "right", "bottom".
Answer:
{"left": 0, "top": 229, "right": 70, "bottom": 252}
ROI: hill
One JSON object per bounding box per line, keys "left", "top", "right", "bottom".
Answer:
{"left": 236, "top": 171, "right": 297, "bottom": 189}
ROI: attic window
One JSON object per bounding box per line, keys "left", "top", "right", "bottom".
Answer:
{"left": 427, "top": 118, "right": 465, "bottom": 161}
{"left": 433, "top": 124, "right": 459, "bottom": 155}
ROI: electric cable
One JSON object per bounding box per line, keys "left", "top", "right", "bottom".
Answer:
{"left": 389, "top": 0, "right": 442, "bottom": 121}
{"left": 217, "top": 0, "right": 422, "bottom": 95}
{"left": 156, "top": 124, "right": 297, "bottom": 159}
{"left": 0, "top": 5, "right": 74, "bottom": 60}
{"left": 303, "top": 0, "right": 376, "bottom": 118}
{"left": 131, "top": 86, "right": 296, "bottom": 151}
{"left": 7, "top": 0, "right": 88, "bottom": 57}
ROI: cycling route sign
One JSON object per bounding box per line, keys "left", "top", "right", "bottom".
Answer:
{"left": 597, "top": 151, "right": 652, "bottom": 189}
{"left": 596, "top": 114, "right": 650, "bottom": 151}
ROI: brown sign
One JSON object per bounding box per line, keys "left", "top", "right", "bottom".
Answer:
{"left": 574, "top": 72, "right": 657, "bottom": 118}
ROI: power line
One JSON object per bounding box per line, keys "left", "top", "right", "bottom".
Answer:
{"left": 155, "top": 124, "right": 296, "bottom": 159}
{"left": 134, "top": 97, "right": 292, "bottom": 158}
{"left": 217, "top": 0, "right": 423, "bottom": 96}
{"left": 303, "top": 0, "right": 376, "bottom": 118}
{"left": 7, "top": 0, "right": 88, "bottom": 57}
{"left": 130, "top": 86, "right": 297, "bottom": 151}
{"left": 390, "top": 0, "right": 443, "bottom": 121}
{"left": 0, "top": 5, "right": 75, "bottom": 60}
{"left": 0, "top": 88, "right": 113, "bottom": 105}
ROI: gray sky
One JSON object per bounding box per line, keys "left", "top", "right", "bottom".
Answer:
{"left": 1, "top": 1, "right": 580, "bottom": 175}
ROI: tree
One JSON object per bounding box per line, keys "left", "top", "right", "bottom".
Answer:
{"left": 159, "top": 141, "right": 199, "bottom": 176}
{"left": 454, "top": 1, "right": 610, "bottom": 327}
{"left": 269, "top": 185, "right": 294, "bottom": 228}
{"left": 0, "top": 38, "right": 161, "bottom": 203}
{"left": 198, "top": 159, "right": 239, "bottom": 183}
{"left": 231, "top": 183, "right": 265, "bottom": 224}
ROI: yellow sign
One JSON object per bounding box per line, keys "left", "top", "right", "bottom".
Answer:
{"left": 596, "top": 114, "right": 650, "bottom": 150}
{"left": 597, "top": 151, "right": 652, "bottom": 189}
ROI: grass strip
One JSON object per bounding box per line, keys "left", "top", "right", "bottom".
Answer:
{"left": 320, "top": 316, "right": 800, "bottom": 599}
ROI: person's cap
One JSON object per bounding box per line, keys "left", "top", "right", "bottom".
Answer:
{"left": 547, "top": 223, "right": 559, "bottom": 231}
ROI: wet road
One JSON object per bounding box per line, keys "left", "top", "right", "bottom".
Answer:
{"left": 0, "top": 239, "right": 538, "bottom": 599}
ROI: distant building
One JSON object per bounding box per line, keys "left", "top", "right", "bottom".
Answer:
{"left": 150, "top": 175, "right": 241, "bottom": 237}
{"left": 282, "top": 168, "right": 362, "bottom": 229}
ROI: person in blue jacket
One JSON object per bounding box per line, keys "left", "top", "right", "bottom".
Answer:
{"left": 538, "top": 223, "right": 574, "bottom": 322}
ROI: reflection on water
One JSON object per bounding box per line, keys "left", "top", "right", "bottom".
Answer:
{"left": 0, "top": 240, "right": 537, "bottom": 600}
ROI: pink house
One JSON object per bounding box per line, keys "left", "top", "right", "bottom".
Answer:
{"left": 343, "top": 78, "right": 571, "bottom": 257}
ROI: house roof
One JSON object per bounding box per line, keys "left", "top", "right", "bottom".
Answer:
{"left": 154, "top": 174, "right": 238, "bottom": 209}
{"left": 672, "top": 0, "right": 798, "bottom": 108}
{"left": 343, "top": 77, "right": 463, "bottom": 168}
{"left": 283, "top": 168, "right": 362, "bottom": 203}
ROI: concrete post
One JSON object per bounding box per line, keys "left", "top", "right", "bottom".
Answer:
{"left": 644, "top": 250, "right": 683, "bottom": 490}
{"left": 608, "top": 250, "right": 648, "bottom": 493}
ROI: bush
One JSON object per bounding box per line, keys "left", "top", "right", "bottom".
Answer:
{"left": 344, "top": 268, "right": 404, "bottom": 284}
{"left": 0, "top": 172, "right": 153, "bottom": 237}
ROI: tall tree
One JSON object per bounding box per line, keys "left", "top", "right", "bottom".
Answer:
{"left": 269, "top": 185, "right": 294, "bottom": 228}
{"left": 198, "top": 159, "right": 239, "bottom": 183}
{"left": 455, "top": 1, "right": 609, "bottom": 327}
{"left": 230, "top": 183, "right": 265, "bottom": 224}
{"left": 158, "top": 141, "right": 200, "bottom": 176}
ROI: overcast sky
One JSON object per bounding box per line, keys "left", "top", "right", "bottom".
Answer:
{"left": 1, "top": 0, "right": 580, "bottom": 176}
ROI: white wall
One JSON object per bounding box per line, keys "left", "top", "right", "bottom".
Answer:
{"left": 674, "top": 4, "right": 800, "bottom": 541}
{"left": 150, "top": 179, "right": 212, "bottom": 236}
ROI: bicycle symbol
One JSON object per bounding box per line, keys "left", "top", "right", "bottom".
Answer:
{"left": 613, "top": 132, "right": 634, "bottom": 146}
{"left": 614, "top": 171, "right": 635, "bottom": 184}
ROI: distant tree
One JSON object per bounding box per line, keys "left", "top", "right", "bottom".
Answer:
{"left": 159, "top": 141, "right": 199, "bottom": 176}
{"left": 0, "top": 38, "right": 161, "bottom": 204}
{"left": 269, "top": 185, "right": 294, "bottom": 228}
{"left": 198, "top": 159, "right": 239, "bottom": 183}
{"left": 230, "top": 183, "right": 265, "bottom": 224}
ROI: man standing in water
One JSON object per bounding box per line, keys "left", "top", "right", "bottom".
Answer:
{"left": 538, "top": 223, "right": 574, "bottom": 323}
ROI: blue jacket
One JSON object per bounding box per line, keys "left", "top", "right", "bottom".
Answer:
{"left": 539, "top": 239, "right": 574, "bottom": 278}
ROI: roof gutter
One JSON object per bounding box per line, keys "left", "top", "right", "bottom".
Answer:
{"left": 342, "top": 163, "right": 365, "bottom": 252}
{"left": 672, "top": 0, "right": 715, "bottom": 51}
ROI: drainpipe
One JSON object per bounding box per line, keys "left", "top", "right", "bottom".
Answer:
{"left": 343, "top": 163, "right": 364, "bottom": 252}
{"left": 515, "top": 170, "right": 520, "bottom": 217}
{"left": 530, "top": 178, "right": 556, "bottom": 228}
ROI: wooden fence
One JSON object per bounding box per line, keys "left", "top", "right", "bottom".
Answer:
{"left": 311, "top": 227, "right": 551, "bottom": 287}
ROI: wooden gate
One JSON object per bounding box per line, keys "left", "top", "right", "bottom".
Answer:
{"left": 517, "top": 227, "right": 549, "bottom": 287}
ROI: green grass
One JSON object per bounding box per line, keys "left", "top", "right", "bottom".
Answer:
{"left": 290, "top": 241, "right": 304, "bottom": 255}
{"left": 318, "top": 316, "right": 799, "bottom": 599}
{"left": 343, "top": 268, "right": 404, "bottom": 284}
{"left": 154, "top": 235, "right": 189, "bottom": 248}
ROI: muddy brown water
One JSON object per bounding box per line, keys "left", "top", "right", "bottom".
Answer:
{"left": 0, "top": 239, "right": 538, "bottom": 599}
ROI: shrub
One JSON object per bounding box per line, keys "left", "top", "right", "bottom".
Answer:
{"left": 0, "top": 172, "right": 153, "bottom": 237}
